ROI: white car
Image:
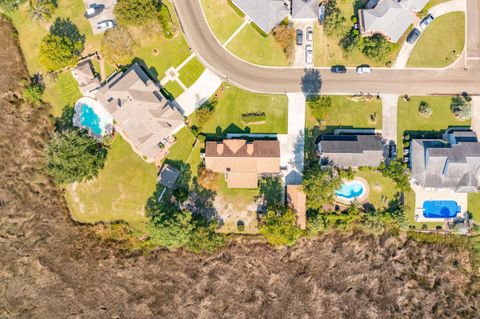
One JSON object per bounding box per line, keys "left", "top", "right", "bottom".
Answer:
{"left": 96, "top": 20, "right": 115, "bottom": 32}
{"left": 305, "top": 44, "right": 313, "bottom": 65}
{"left": 306, "top": 27, "right": 313, "bottom": 42}
{"left": 419, "top": 14, "right": 434, "bottom": 29}
{"left": 356, "top": 65, "right": 372, "bottom": 74}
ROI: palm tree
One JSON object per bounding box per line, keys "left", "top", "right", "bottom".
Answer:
{"left": 28, "top": 0, "right": 56, "bottom": 22}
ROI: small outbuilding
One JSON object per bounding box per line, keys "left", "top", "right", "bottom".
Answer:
{"left": 158, "top": 164, "right": 180, "bottom": 189}
{"left": 286, "top": 185, "right": 307, "bottom": 229}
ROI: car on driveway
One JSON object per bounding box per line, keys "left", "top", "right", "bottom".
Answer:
{"left": 407, "top": 28, "right": 421, "bottom": 44}
{"left": 306, "top": 27, "right": 313, "bottom": 42}
{"left": 85, "top": 3, "right": 105, "bottom": 18}
{"left": 389, "top": 141, "right": 397, "bottom": 159}
{"left": 96, "top": 20, "right": 115, "bottom": 32}
{"left": 419, "top": 14, "right": 434, "bottom": 29}
{"left": 296, "top": 29, "right": 303, "bottom": 45}
{"left": 305, "top": 44, "right": 313, "bottom": 64}
{"left": 331, "top": 65, "right": 347, "bottom": 73}
{"left": 356, "top": 65, "right": 372, "bottom": 74}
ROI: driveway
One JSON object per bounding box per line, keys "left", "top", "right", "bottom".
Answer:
{"left": 292, "top": 21, "right": 314, "bottom": 68}
{"left": 380, "top": 94, "right": 399, "bottom": 143}
{"left": 83, "top": 0, "right": 117, "bottom": 35}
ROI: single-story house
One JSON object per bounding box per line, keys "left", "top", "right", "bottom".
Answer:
{"left": 96, "top": 63, "right": 184, "bottom": 161}
{"left": 291, "top": 0, "right": 320, "bottom": 21}
{"left": 410, "top": 130, "right": 480, "bottom": 192}
{"left": 72, "top": 59, "right": 101, "bottom": 96}
{"left": 286, "top": 185, "right": 306, "bottom": 229}
{"left": 232, "top": 0, "right": 290, "bottom": 33}
{"left": 204, "top": 139, "right": 281, "bottom": 188}
{"left": 359, "top": 0, "right": 429, "bottom": 43}
{"left": 318, "top": 134, "right": 384, "bottom": 168}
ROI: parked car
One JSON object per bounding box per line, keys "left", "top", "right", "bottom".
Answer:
{"left": 85, "top": 3, "right": 105, "bottom": 18}
{"left": 305, "top": 44, "right": 313, "bottom": 64}
{"left": 389, "top": 141, "right": 397, "bottom": 159}
{"left": 407, "top": 28, "right": 421, "bottom": 44}
{"left": 319, "top": 3, "right": 326, "bottom": 23}
{"left": 356, "top": 65, "right": 372, "bottom": 74}
{"left": 306, "top": 27, "right": 313, "bottom": 42}
{"left": 419, "top": 14, "right": 434, "bottom": 29}
{"left": 96, "top": 20, "right": 115, "bottom": 32}
{"left": 331, "top": 65, "right": 347, "bottom": 73}
{"left": 296, "top": 29, "right": 303, "bottom": 45}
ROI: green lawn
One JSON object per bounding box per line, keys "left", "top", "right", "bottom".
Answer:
{"left": 163, "top": 80, "right": 185, "bottom": 99}
{"left": 356, "top": 168, "right": 398, "bottom": 211}
{"left": 397, "top": 96, "right": 470, "bottom": 151}
{"left": 65, "top": 135, "right": 157, "bottom": 232}
{"left": 201, "top": 0, "right": 244, "bottom": 43}
{"left": 43, "top": 71, "right": 82, "bottom": 116}
{"left": 227, "top": 23, "right": 289, "bottom": 66}
{"left": 407, "top": 12, "right": 465, "bottom": 67}
{"left": 468, "top": 193, "right": 480, "bottom": 223}
{"left": 179, "top": 57, "right": 205, "bottom": 87}
{"left": 164, "top": 127, "right": 202, "bottom": 178}
{"left": 190, "top": 84, "right": 288, "bottom": 136}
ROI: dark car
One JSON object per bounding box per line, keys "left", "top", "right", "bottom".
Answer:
{"left": 296, "top": 29, "right": 303, "bottom": 45}
{"left": 331, "top": 65, "right": 347, "bottom": 74}
{"left": 85, "top": 3, "right": 105, "bottom": 18}
{"left": 389, "top": 141, "right": 397, "bottom": 159}
{"left": 407, "top": 28, "right": 421, "bottom": 44}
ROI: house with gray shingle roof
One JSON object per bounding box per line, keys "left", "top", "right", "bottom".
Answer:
{"left": 96, "top": 63, "right": 184, "bottom": 161}
{"left": 292, "top": 0, "right": 320, "bottom": 20}
{"left": 359, "top": 0, "right": 429, "bottom": 43}
{"left": 232, "top": 0, "right": 290, "bottom": 34}
{"left": 410, "top": 130, "right": 480, "bottom": 193}
{"left": 318, "top": 134, "right": 384, "bottom": 168}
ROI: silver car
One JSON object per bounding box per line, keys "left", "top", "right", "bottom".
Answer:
{"left": 305, "top": 44, "right": 313, "bottom": 65}
{"left": 96, "top": 20, "right": 115, "bottom": 32}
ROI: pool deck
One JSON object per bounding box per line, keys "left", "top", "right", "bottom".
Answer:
{"left": 411, "top": 183, "right": 468, "bottom": 223}
{"left": 335, "top": 177, "right": 370, "bottom": 206}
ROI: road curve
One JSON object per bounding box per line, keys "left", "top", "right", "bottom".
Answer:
{"left": 173, "top": 0, "right": 480, "bottom": 95}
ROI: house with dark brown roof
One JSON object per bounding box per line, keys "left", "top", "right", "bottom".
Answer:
{"left": 204, "top": 139, "right": 281, "bottom": 188}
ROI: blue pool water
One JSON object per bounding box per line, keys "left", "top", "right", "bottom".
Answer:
{"left": 79, "top": 104, "right": 102, "bottom": 135}
{"left": 422, "top": 200, "right": 460, "bottom": 218}
{"left": 335, "top": 181, "right": 365, "bottom": 199}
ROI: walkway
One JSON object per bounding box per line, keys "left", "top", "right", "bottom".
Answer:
{"left": 471, "top": 96, "right": 480, "bottom": 135}
{"left": 223, "top": 19, "right": 248, "bottom": 47}
{"left": 380, "top": 94, "right": 399, "bottom": 143}
{"left": 393, "top": 0, "right": 466, "bottom": 69}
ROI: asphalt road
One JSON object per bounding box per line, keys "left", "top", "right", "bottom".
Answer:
{"left": 173, "top": 0, "right": 480, "bottom": 95}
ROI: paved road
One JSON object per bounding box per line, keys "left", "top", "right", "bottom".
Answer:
{"left": 173, "top": 0, "right": 480, "bottom": 95}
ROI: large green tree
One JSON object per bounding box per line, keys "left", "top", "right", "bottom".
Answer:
{"left": 114, "top": 0, "right": 160, "bottom": 26}
{"left": 362, "top": 34, "right": 393, "bottom": 62}
{"left": 101, "top": 26, "right": 136, "bottom": 65}
{"left": 45, "top": 130, "right": 107, "bottom": 184}
{"left": 303, "top": 166, "right": 342, "bottom": 209}
{"left": 259, "top": 210, "right": 304, "bottom": 246}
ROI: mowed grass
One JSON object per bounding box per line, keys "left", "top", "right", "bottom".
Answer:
{"left": 163, "top": 127, "right": 202, "bottom": 178}
{"left": 201, "top": 0, "right": 244, "bottom": 43}
{"left": 65, "top": 135, "right": 157, "bottom": 232}
{"left": 227, "top": 23, "right": 289, "bottom": 66}
{"left": 407, "top": 12, "right": 465, "bottom": 67}
{"left": 43, "top": 71, "right": 82, "bottom": 116}
{"left": 179, "top": 57, "right": 205, "bottom": 87}
{"left": 163, "top": 80, "right": 185, "bottom": 99}
{"left": 356, "top": 168, "right": 397, "bottom": 211}
{"left": 190, "top": 84, "right": 288, "bottom": 135}
{"left": 467, "top": 193, "right": 480, "bottom": 223}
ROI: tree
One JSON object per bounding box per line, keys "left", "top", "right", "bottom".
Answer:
{"left": 28, "top": 0, "right": 56, "bottom": 21}
{"left": 303, "top": 166, "right": 342, "bottom": 209}
{"left": 273, "top": 24, "right": 295, "bottom": 61}
{"left": 150, "top": 209, "right": 196, "bottom": 248}
{"left": 101, "top": 26, "right": 136, "bottom": 65}
{"left": 0, "top": 0, "right": 25, "bottom": 10}
{"left": 22, "top": 82, "right": 44, "bottom": 104}
{"left": 45, "top": 130, "right": 107, "bottom": 183}
{"left": 194, "top": 97, "right": 216, "bottom": 127}
{"left": 257, "top": 176, "right": 283, "bottom": 211}
{"left": 379, "top": 159, "right": 410, "bottom": 192}
{"left": 362, "top": 34, "right": 393, "bottom": 62}
{"left": 418, "top": 101, "right": 432, "bottom": 118}
{"left": 307, "top": 95, "right": 332, "bottom": 120}
{"left": 323, "top": 0, "right": 348, "bottom": 37}
{"left": 451, "top": 95, "right": 472, "bottom": 120}
{"left": 259, "top": 210, "right": 303, "bottom": 246}
{"left": 114, "top": 0, "right": 160, "bottom": 26}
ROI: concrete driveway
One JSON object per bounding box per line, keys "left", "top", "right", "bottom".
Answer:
{"left": 293, "top": 21, "right": 314, "bottom": 68}
{"left": 83, "top": 0, "right": 117, "bottom": 35}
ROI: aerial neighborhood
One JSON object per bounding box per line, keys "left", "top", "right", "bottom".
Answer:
{"left": 5, "top": 0, "right": 479, "bottom": 251}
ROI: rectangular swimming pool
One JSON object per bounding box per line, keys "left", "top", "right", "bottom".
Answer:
{"left": 422, "top": 200, "right": 460, "bottom": 219}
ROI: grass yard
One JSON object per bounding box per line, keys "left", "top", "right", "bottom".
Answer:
{"left": 43, "top": 71, "right": 82, "bottom": 116}
{"left": 404, "top": 190, "right": 445, "bottom": 230}
{"left": 189, "top": 84, "right": 288, "bottom": 136}
{"left": 164, "top": 127, "right": 197, "bottom": 162}
{"left": 397, "top": 96, "right": 470, "bottom": 152}
{"left": 179, "top": 57, "right": 205, "bottom": 87}
{"left": 227, "top": 23, "right": 289, "bottom": 66}
{"left": 163, "top": 80, "right": 185, "bottom": 99}
{"left": 65, "top": 135, "right": 157, "bottom": 232}
{"left": 407, "top": 12, "right": 465, "bottom": 67}
{"left": 467, "top": 193, "right": 480, "bottom": 223}
{"left": 201, "top": 0, "right": 245, "bottom": 44}
{"left": 356, "top": 168, "right": 398, "bottom": 211}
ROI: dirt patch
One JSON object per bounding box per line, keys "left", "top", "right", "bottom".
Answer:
{"left": 1, "top": 16, "right": 479, "bottom": 319}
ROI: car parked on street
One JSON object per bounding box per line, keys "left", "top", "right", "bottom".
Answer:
{"left": 306, "top": 27, "right": 313, "bottom": 42}
{"left": 85, "top": 3, "right": 105, "bottom": 18}
{"left": 419, "top": 14, "right": 434, "bottom": 29}
{"left": 296, "top": 29, "right": 303, "bottom": 45}
{"left": 407, "top": 28, "right": 421, "bottom": 44}
{"left": 96, "top": 20, "right": 114, "bottom": 32}
{"left": 305, "top": 44, "right": 313, "bottom": 64}
{"left": 331, "top": 65, "right": 347, "bottom": 73}
{"left": 356, "top": 65, "right": 372, "bottom": 74}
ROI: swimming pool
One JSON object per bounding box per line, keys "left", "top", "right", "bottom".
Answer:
{"left": 73, "top": 97, "right": 113, "bottom": 139}
{"left": 335, "top": 180, "right": 366, "bottom": 200}
{"left": 79, "top": 104, "right": 102, "bottom": 135}
{"left": 422, "top": 200, "right": 460, "bottom": 219}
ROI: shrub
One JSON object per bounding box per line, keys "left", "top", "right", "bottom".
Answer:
{"left": 101, "top": 26, "right": 136, "bottom": 64}
{"left": 273, "top": 24, "right": 295, "bottom": 61}
{"left": 259, "top": 210, "right": 304, "bottom": 246}
{"left": 323, "top": 0, "right": 348, "bottom": 37}
{"left": 418, "top": 101, "right": 432, "bottom": 118}
{"left": 197, "top": 167, "right": 218, "bottom": 192}
{"left": 22, "top": 82, "right": 44, "bottom": 104}
{"left": 114, "top": 0, "right": 160, "bottom": 26}
{"left": 307, "top": 95, "right": 332, "bottom": 120}
{"left": 0, "top": 0, "right": 25, "bottom": 10}
{"left": 451, "top": 95, "right": 472, "bottom": 121}
{"left": 158, "top": 4, "right": 174, "bottom": 38}
{"left": 241, "top": 111, "right": 266, "bottom": 125}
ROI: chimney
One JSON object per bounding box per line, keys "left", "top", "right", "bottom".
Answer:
{"left": 246, "top": 142, "right": 254, "bottom": 155}
{"left": 217, "top": 141, "right": 224, "bottom": 154}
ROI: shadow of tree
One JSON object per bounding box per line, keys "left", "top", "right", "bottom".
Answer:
{"left": 300, "top": 68, "right": 322, "bottom": 96}
{"left": 50, "top": 17, "right": 85, "bottom": 45}
{"left": 257, "top": 176, "right": 283, "bottom": 211}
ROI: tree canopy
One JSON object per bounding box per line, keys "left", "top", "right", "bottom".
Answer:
{"left": 28, "top": 0, "right": 56, "bottom": 21}
{"left": 303, "top": 166, "right": 342, "bottom": 210}
{"left": 259, "top": 210, "right": 304, "bottom": 246}
{"left": 114, "top": 0, "right": 161, "bottom": 26}
{"left": 307, "top": 95, "right": 332, "bottom": 120}
{"left": 101, "top": 26, "right": 136, "bottom": 65}
{"left": 379, "top": 159, "right": 410, "bottom": 192}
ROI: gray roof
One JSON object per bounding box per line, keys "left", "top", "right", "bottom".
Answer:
{"left": 158, "top": 164, "right": 180, "bottom": 189}
{"left": 72, "top": 60, "right": 100, "bottom": 94}
{"left": 96, "top": 64, "right": 184, "bottom": 159}
{"left": 232, "top": 0, "right": 289, "bottom": 33}
{"left": 411, "top": 131, "right": 480, "bottom": 192}
{"left": 359, "top": 0, "right": 428, "bottom": 43}
{"left": 319, "top": 134, "right": 384, "bottom": 167}
{"left": 292, "top": 0, "right": 319, "bottom": 20}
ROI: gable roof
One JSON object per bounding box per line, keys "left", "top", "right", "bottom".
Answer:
{"left": 232, "top": 0, "right": 289, "bottom": 33}
{"left": 292, "top": 0, "right": 319, "bottom": 20}
{"left": 72, "top": 60, "right": 100, "bottom": 93}
{"left": 96, "top": 64, "right": 184, "bottom": 159}
{"left": 319, "top": 134, "right": 384, "bottom": 167}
